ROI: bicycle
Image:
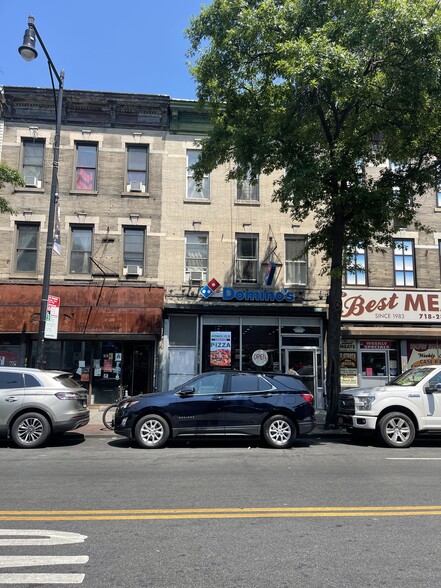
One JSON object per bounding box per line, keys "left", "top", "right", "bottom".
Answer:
{"left": 102, "top": 385, "right": 128, "bottom": 430}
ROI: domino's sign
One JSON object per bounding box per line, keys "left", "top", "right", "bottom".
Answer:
{"left": 200, "top": 279, "right": 295, "bottom": 303}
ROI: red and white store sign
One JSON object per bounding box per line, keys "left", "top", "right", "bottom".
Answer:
{"left": 342, "top": 289, "right": 441, "bottom": 323}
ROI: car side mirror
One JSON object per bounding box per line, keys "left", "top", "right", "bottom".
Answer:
{"left": 177, "top": 387, "right": 195, "bottom": 397}
{"left": 427, "top": 382, "right": 441, "bottom": 394}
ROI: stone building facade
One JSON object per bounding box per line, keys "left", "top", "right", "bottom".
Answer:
{"left": 0, "top": 86, "right": 166, "bottom": 403}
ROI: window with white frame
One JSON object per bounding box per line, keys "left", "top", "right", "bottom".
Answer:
{"left": 237, "top": 175, "right": 259, "bottom": 202}
{"left": 22, "top": 139, "right": 44, "bottom": 188}
{"left": 235, "top": 234, "right": 258, "bottom": 283}
{"left": 186, "top": 150, "right": 210, "bottom": 199}
{"left": 285, "top": 237, "right": 307, "bottom": 285}
{"left": 70, "top": 227, "right": 93, "bottom": 274}
{"left": 185, "top": 232, "right": 208, "bottom": 283}
{"left": 75, "top": 143, "right": 97, "bottom": 190}
{"left": 393, "top": 238, "right": 415, "bottom": 287}
{"left": 126, "top": 145, "right": 148, "bottom": 192}
{"left": 123, "top": 228, "right": 145, "bottom": 274}
{"left": 346, "top": 246, "right": 367, "bottom": 286}
{"left": 15, "top": 223, "right": 39, "bottom": 273}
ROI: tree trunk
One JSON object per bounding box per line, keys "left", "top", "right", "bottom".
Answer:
{"left": 324, "top": 211, "right": 345, "bottom": 428}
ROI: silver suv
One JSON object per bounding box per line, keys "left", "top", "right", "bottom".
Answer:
{"left": 0, "top": 367, "right": 90, "bottom": 448}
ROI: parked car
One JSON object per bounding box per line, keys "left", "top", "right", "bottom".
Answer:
{"left": 114, "top": 371, "right": 315, "bottom": 449}
{"left": 338, "top": 365, "right": 441, "bottom": 448}
{"left": 0, "top": 367, "right": 90, "bottom": 448}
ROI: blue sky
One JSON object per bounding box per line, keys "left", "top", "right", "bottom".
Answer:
{"left": 0, "top": 1, "right": 209, "bottom": 99}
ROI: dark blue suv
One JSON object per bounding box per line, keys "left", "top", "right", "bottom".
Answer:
{"left": 114, "top": 371, "right": 315, "bottom": 449}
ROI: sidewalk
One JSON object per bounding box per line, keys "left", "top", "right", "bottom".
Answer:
{"left": 74, "top": 407, "right": 347, "bottom": 438}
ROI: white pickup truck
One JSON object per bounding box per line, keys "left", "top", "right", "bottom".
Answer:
{"left": 338, "top": 365, "right": 441, "bottom": 448}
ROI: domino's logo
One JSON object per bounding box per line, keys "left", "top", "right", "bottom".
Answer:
{"left": 200, "top": 278, "right": 221, "bottom": 299}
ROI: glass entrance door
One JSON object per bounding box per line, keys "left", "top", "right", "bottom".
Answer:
{"left": 284, "top": 348, "right": 318, "bottom": 398}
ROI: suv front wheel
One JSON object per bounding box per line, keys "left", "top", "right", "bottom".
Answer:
{"left": 378, "top": 412, "right": 415, "bottom": 448}
{"left": 262, "top": 414, "right": 296, "bottom": 449}
{"left": 11, "top": 412, "right": 50, "bottom": 448}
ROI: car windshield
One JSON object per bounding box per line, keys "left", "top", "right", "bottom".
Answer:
{"left": 387, "top": 367, "right": 436, "bottom": 386}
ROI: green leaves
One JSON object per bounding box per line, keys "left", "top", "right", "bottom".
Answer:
{"left": 0, "top": 163, "right": 22, "bottom": 214}
{"left": 187, "top": 0, "right": 441, "bottom": 262}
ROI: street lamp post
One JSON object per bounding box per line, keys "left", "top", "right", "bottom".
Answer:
{"left": 19, "top": 16, "right": 64, "bottom": 369}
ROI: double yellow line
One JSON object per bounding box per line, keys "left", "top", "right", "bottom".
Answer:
{"left": 1, "top": 506, "right": 441, "bottom": 521}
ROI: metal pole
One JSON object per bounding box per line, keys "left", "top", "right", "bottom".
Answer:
{"left": 35, "top": 74, "right": 64, "bottom": 369}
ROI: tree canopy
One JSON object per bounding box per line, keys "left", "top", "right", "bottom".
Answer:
{"left": 0, "top": 163, "right": 22, "bottom": 214}
{"left": 187, "top": 0, "right": 441, "bottom": 423}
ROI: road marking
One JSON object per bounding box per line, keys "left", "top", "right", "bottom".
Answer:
{"left": 0, "top": 530, "right": 87, "bottom": 546}
{"left": 0, "top": 556, "right": 89, "bottom": 568}
{"left": 0, "top": 574, "right": 85, "bottom": 584}
{"left": 386, "top": 457, "right": 441, "bottom": 460}
{"left": 1, "top": 506, "right": 441, "bottom": 520}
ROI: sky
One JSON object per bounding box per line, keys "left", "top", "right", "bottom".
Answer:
{"left": 0, "top": 0, "right": 210, "bottom": 100}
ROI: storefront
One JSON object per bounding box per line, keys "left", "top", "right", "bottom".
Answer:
{"left": 162, "top": 285, "right": 327, "bottom": 408}
{"left": 0, "top": 284, "right": 164, "bottom": 404}
{"left": 341, "top": 288, "right": 441, "bottom": 388}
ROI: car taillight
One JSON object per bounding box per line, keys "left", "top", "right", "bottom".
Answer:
{"left": 301, "top": 393, "right": 314, "bottom": 404}
{"left": 55, "top": 392, "right": 80, "bottom": 400}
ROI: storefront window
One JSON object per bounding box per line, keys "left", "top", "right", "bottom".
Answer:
{"left": 242, "top": 325, "right": 279, "bottom": 371}
{"left": 361, "top": 351, "right": 387, "bottom": 377}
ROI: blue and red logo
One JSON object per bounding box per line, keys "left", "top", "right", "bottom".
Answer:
{"left": 200, "top": 278, "right": 221, "bottom": 299}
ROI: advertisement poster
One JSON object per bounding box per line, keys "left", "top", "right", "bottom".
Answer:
{"left": 210, "top": 331, "right": 232, "bottom": 367}
{"left": 407, "top": 341, "right": 441, "bottom": 368}
{"left": 44, "top": 295, "right": 60, "bottom": 340}
{"left": 340, "top": 339, "right": 358, "bottom": 387}
{"left": 103, "top": 359, "right": 113, "bottom": 373}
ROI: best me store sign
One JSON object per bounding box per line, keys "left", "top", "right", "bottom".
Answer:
{"left": 342, "top": 289, "right": 441, "bottom": 322}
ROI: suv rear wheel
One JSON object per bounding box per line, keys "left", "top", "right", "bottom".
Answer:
{"left": 11, "top": 412, "right": 50, "bottom": 448}
{"left": 262, "top": 414, "right": 296, "bottom": 449}
{"left": 378, "top": 412, "right": 415, "bottom": 448}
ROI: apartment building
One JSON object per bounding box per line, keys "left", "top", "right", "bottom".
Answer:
{"left": 0, "top": 86, "right": 166, "bottom": 404}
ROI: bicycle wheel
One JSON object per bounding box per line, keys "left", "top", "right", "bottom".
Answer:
{"left": 102, "top": 404, "right": 118, "bottom": 429}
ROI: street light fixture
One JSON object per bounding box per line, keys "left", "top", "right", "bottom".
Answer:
{"left": 19, "top": 16, "right": 64, "bottom": 369}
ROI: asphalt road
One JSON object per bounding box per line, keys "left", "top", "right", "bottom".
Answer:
{"left": 1, "top": 432, "right": 441, "bottom": 587}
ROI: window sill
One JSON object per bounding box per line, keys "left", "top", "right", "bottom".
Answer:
{"left": 9, "top": 273, "right": 38, "bottom": 279}
{"left": 184, "top": 198, "right": 211, "bottom": 204}
{"left": 121, "top": 192, "right": 150, "bottom": 198}
{"left": 14, "top": 187, "right": 45, "bottom": 194}
{"left": 434, "top": 207, "right": 441, "bottom": 213}
{"left": 64, "top": 275, "right": 93, "bottom": 281}
{"left": 69, "top": 190, "right": 98, "bottom": 196}
{"left": 234, "top": 200, "right": 260, "bottom": 206}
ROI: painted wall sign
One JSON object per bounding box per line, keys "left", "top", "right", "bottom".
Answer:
{"left": 342, "top": 289, "right": 441, "bottom": 322}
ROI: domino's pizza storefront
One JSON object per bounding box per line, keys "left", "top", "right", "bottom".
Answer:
{"left": 161, "top": 286, "right": 328, "bottom": 409}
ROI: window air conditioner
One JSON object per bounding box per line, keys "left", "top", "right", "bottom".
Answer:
{"left": 123, "top": 265, "right": 142, "bottom": 276}
{"left": 190, "top": 271, "right": 204, "bottom": 285}
{"left": 129, "top": 181, "right": 145, "bottom": 193}
{"left": 24, "top": 175, "right": 41, "bottom": 188}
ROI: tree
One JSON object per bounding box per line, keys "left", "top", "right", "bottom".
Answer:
{"left": 0, "top": 163, "right": 22, "bottom": 214}
{"left": 187, "top": 0, "right": 441, "bottom": 425}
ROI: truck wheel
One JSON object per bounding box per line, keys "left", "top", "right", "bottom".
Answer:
{"left": 378, "top": 412, "right": 415, "bottom": 448}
